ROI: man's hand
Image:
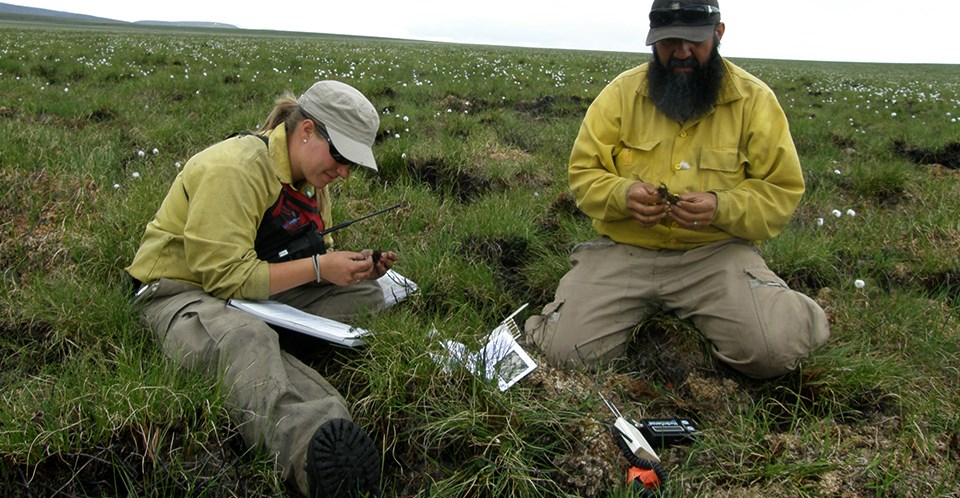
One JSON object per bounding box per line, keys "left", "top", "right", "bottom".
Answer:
{"left": 626, "top": 182, "right": 669, "bottom": 227}
{"left": 667, "top": 192, "right": 718, "bottom": 230}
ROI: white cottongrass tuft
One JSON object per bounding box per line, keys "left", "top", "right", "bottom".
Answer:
{"left": 854, "top": 279, "right": 866, "bottom": 289}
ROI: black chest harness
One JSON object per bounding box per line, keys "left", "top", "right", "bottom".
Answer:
{"left": 232, "top": 133, "right": 328, "bottom": 262}
{"left": 255, "top": 183, "right": 327, "bottom": 262}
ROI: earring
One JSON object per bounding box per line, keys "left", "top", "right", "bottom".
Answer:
{"left": 303, "top": 139, "right": 307, "bottom": 143}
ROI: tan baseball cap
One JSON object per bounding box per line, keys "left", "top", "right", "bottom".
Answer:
{"left": 298, "top": 80, "right": 380, "bottom": 172}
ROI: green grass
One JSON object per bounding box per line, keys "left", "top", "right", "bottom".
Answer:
{"left": 1, "top": 22, "right": 959, "bottom": 497}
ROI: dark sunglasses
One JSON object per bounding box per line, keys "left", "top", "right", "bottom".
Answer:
{"left": 649, "top": 5, "right": 721, "bottom": 27}
{"left": 316, "top": 126, "right": 353, "bottom": 166}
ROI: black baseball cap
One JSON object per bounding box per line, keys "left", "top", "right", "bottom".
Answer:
{"left": 646, "top": 0, "right": 721, "bottom": 46}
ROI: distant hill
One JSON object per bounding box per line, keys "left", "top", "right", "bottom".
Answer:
{"left": 0, "top": 2, "right": 237, "bottom": 29}
{"left": 135, "top": 20, "right": 237, "bottom": 29}
{"left": 0, "top": 1, "right": 118, "bottom": 23}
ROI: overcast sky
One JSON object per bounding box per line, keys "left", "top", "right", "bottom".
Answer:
{"left": 9, "top": 0, "right": 960, "bottom": 64}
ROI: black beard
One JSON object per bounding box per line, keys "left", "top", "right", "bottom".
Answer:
{"left": 646, "top": 42, "right": 725, "bottom": 122}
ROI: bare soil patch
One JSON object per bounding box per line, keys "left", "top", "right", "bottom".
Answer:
{"left": 894, "top": 140, "right": 960, "bottom": 169}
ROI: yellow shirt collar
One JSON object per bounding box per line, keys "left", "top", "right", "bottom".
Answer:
{"left": 267, "top": 123, "right": 293, "bottom": 185}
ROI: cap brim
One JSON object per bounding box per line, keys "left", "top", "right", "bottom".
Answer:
{"left": 646, "top": 24, "right": 716, "bottom": 45}
{"left": 326, "top": 127, "right": 378, "bottom": 172}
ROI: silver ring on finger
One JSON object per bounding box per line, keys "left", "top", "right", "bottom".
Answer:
{"left": 693, "top": 221, "right": 699, "bottom": 227}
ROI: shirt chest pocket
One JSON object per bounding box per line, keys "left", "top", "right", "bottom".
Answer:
{"left": 613, "top": 139, "right": 661, "bottom": 178}
{"left": 698, "top": 147, "right": 746, "bottom": 191}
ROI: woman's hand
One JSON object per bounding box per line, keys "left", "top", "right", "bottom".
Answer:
{"left": 357, "top": 249, "right": 397, "bottom": 281}
{"left": 320, "top": 250, "right": 398, "bottom": 286}
{"left": 320, "top": 251, "right": 377, "bottom": 286}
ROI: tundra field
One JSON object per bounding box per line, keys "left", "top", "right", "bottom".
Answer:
{"left": 0, "top": 23, "right": 959, "bottom": 497}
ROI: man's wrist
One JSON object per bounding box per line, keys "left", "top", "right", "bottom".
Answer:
{"left": 708, "top": 191, "right": 720, "bottom": 223}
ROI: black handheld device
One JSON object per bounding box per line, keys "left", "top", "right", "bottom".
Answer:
{"left": 635, "top": 418, "right": 699, "bottom": 448}
{"left": 267, "top": 203, "right": 402, "bottom": 262}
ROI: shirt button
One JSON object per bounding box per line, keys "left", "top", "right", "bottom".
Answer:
{"left": 674, "top": 163, "right": 682, "bottom": 171}
{"left": 679, "top": 131, "right": 688, "bottom": 138}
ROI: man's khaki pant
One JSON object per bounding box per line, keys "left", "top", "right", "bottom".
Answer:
{"left": 137, "top": 278, "right": 384, "bottom": 495}
{"left": 526, "top": 237, "right": 830, "bottom": 379}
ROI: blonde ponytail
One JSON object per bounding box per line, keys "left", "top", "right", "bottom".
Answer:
{"left": 258, "top": 92, "right": 309, "bottom": 133}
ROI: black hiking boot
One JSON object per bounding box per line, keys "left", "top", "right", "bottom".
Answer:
{"left": 307, "top": 418, "right": 381, "bottom": 498}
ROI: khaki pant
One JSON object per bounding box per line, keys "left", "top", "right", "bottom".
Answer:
{"left": 136, "top": 278, "right": 384, "bottom": 495}
{"left": 525, "top": 237, "right": 829, "bottom": 379}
